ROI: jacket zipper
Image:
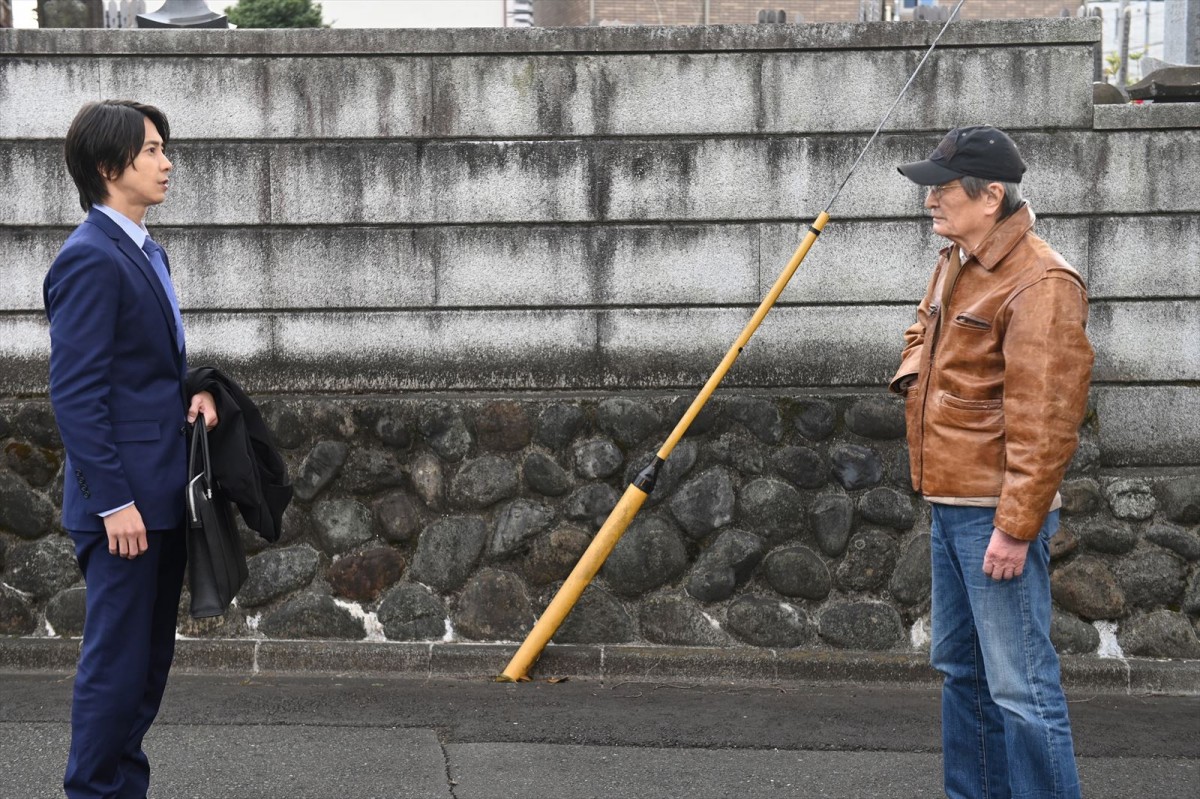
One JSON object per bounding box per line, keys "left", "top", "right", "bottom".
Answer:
{"left": 918, "top": 254, "right": 963, "bottom": 491}
{"left": 916, "top": 304, "right": 940, "bottom": 492}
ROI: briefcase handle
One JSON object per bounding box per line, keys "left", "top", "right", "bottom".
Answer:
{"left": 187, "top": 413, "right": 213, "bottom": 525}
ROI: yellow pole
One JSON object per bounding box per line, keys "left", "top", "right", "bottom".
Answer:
{"left": 656, "top": 211, "right": 830, "bottom": 463}
{"left": 498, "top": 0, "right": 968, "bottom": 684}
{"left": 498, "top": 210, "right": 830, "bottom": 682}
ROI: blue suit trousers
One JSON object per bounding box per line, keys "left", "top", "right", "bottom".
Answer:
{"left": 64, "top": 528, "right": 187, "bottom": 799}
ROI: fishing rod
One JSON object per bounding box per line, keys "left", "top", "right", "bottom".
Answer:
{"left": 499, "top": 0, "right": 968, "bottom": 683}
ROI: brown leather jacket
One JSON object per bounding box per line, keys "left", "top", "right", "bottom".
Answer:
{"left": 889, "top": 204, "right": 1094, "bottom": 540}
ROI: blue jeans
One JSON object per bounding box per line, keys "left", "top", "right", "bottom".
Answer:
{"left": 930, "top": 505, "right": 1080, "bottom": 799}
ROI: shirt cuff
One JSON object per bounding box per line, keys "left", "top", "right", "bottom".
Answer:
{"left": 99, "top": 501, "right": 135, "bottom": 518}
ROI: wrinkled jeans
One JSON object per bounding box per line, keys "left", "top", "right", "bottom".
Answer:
{"left": 930, "top": 504, "right": 1080, "bottom": 799}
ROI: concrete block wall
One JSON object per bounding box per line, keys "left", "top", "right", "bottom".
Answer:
{"left": 1, "top": 20, "right": 1196, "bottom": 465}
{"left": 0, "top": 21, "right": 1198, "bottom": 656}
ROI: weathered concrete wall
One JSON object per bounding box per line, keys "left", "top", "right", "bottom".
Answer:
{"left": 0, "top": 21, "right": 1197, "bottom": 659}
{"left": 1, "top": 21, "right": 1197, "bottom": 466}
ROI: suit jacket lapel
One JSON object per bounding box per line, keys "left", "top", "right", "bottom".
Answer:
{"left": 86, "top": 208, "right": 182, "bottom": 353}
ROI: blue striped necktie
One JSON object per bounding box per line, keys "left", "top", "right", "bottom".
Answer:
{"left": 141, "top": 237, "right": 186, "bottom": 352}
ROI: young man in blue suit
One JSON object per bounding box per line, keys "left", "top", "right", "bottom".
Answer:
{"left": 45, "top": 100, "right": 219, "bottom": 799}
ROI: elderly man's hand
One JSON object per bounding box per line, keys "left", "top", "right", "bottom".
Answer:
{"left": 982, "top": 527, "right": 1030, "bottom": 581}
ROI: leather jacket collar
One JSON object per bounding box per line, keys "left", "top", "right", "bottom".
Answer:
{"left": 968, "top": 202, "right": 1035, "bottom": 272}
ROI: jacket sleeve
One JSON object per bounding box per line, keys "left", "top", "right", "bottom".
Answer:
{"left": 889, "top": 264, "right": 939, "bottom": 394}
{"left": 44, "top": 242, "right": 135, "bottom": 515}
{"left": 994, "top": 275, "right": 1094, "bottom": 540}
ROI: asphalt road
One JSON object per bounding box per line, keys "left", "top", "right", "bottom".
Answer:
{"left": 2, "top": 672, "right": 1197, "bottom": 798}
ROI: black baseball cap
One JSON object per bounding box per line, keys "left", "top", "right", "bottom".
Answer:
{"left": 898, "top": 125, "right": 1026, "bottom": 185}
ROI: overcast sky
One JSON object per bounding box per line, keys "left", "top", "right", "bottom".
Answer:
{"left": 11, "top": 0, "right": 508, "bottom": 28}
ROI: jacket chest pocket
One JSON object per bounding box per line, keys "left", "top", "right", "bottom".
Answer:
{"left": 951, "top": 311, "right": 992, "bottom": 331}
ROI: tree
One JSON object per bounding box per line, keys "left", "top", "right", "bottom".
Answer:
{"left": 225, "top": 0, "right": 326, "bottom": 28}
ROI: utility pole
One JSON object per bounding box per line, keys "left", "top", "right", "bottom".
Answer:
{"left": 1116, "top": 1, "right": 1131, "bottom": 86}
{"left": 1143, "top": 0, "right": 1151, "bottom": 55}
{"left": 1115, "top": 0, "right": 1129, "bottom": 71}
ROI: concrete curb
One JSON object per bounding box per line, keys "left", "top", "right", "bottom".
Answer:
{"left": 2, "top": 638, "right": 1197, "bottom": 695}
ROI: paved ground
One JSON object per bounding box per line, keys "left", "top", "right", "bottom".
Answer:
{"left": 2, "top": 671, "right": 1197, "bottom": 798}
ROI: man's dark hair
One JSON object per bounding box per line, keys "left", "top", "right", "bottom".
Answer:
{"left": 64, "top": 101, "right": 170, "bottom": 212}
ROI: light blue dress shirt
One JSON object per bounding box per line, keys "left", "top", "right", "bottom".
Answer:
{"left": 94, "top": 203, "right": 149, "bottom": 250}
{"left": 91, "top": 205, "right": 183, "bottom": 519}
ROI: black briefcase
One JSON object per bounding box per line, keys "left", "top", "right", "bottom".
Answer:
{"left": 186, "top": 414, "right": 248, "bottom": 618}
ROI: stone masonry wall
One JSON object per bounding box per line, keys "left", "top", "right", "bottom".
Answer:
{"left": 2, "top": 394, "right": 1198, "bottom": 658}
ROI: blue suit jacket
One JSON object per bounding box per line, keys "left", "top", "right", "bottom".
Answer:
{"left": 44, "top": 208, "right": 189, "bottom": 533}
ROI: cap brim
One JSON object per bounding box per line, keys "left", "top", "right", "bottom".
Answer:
{"left": 897, "top": 159, "right": 963, "bottom": 186}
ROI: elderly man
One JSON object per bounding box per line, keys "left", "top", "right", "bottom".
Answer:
{"left": 890, "top": 126, "right": 1092, "bottom": 799}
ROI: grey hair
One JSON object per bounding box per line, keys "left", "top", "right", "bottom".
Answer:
{"left": 960, "top": 176, "right": 1024, "bottom": 220}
